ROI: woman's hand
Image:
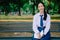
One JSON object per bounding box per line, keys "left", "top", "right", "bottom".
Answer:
{"left": 37, "top": 33, "right": 42, "bottom": 39}
{"left": 34, "top": 33, "right": 43, "bottom": 39}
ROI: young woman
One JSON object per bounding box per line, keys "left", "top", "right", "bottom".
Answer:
{"left": 32, "top": 2, "right": 51, "bottom": 40}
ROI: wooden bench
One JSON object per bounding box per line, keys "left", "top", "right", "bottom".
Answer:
{"left": 0, "top": 21, "right": 60, "bottom": 37}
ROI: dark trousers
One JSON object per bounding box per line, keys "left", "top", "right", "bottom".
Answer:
{"left": 40, "top": 31, "right": 51, "bottom": 40}
{"left": 32, "top": 31, "right": 51, "bottom": 40}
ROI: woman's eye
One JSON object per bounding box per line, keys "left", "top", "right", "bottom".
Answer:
{"left": 38, "top": 6, "right": 43, "bottom": 7}
{"left": 41, "top": 5, "right": 43, "bottom": 7}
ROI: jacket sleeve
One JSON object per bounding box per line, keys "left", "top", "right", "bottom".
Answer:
{"left": 32, "top": 15, "right": 39, "bottom": 33}
{"left": 44, "top": 14, "right": 51, "bottom": 35}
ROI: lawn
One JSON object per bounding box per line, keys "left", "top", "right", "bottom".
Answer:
{"left": 0, "top": 14, "right": 60, "bottom": 20}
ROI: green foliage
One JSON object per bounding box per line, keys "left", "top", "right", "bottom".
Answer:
{"left": 9, "top": 3, "right": 18, "bottom": 12}
{"left": 0, "top": 0, "right": 60, "bottom": 15}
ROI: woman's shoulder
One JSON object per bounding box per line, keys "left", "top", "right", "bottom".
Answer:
{"left": 34, "top": 13, "right": 40, "bottom": 17}
{"left": 47, "top": 14, "right": 50, "bottom": 17}
{"left": 47, "top": 14, "right": 50, "bottom": 19}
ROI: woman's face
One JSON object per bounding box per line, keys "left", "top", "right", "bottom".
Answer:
{"left": 38, "top": 3, "right": 44, "bottom": 12}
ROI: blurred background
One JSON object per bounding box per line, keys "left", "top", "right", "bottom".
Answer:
{"left": 0, "top": 0, "right": 60, "bottom": 40}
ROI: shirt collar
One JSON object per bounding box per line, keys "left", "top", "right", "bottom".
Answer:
{"left": 38, "top": 12, "right": 44, "bottom": 16}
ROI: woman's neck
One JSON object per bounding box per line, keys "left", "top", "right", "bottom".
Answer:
{"left": 39, "top": 11, "right": 44, "bottom": 15}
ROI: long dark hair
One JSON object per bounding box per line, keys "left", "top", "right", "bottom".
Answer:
{"left": 38, "top": 2, "right": 47, "bottom": 20}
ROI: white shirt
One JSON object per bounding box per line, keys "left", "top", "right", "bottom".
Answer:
{"left": 32, "top": 13, "right": 51, "bottom": 38}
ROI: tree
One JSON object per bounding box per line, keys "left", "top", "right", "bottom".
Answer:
{"left": 11, "top": 0, "right": 29, "bottom": 16}
{"left": 0, "top": 0, "right": 29, "bottom": 16}
{"left": 48, "top": 0, "right": 60, "bottom": 14}
{"left": 0, "top": 0, "right": 10, "bottom": 16}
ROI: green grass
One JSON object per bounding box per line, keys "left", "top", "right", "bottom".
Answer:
{"left": 0, "top": 14, "right": 60, "bottom": 20}
{"left": 0, "top": 15, "right": 33, "bottom": 20}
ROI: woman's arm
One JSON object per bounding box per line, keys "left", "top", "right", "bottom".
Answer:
{"left": 32, "top": 15, "right": 39, "bottom": 33}
{"left": 33, "top": 15, "right": 43, "bottom": 39}
{"left": 44, "top": 14, "right": 51, "bottom": 35}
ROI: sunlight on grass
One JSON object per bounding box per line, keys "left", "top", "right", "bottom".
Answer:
{"left": 0, "top": 14, "right": 60, "bottom": 20}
